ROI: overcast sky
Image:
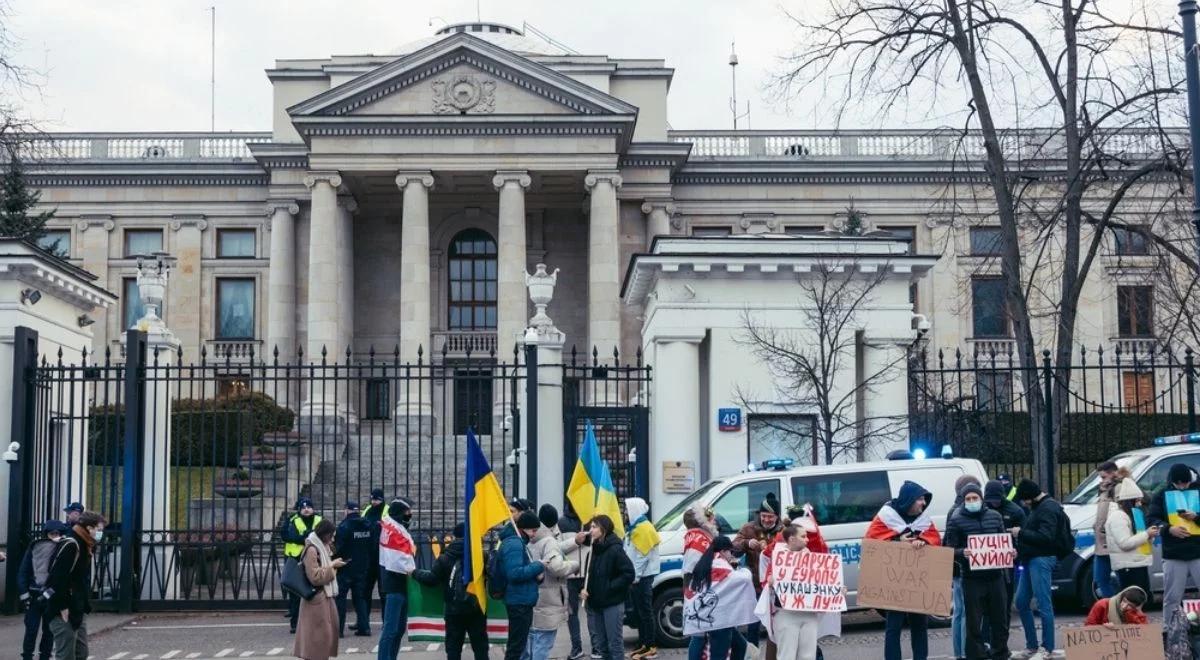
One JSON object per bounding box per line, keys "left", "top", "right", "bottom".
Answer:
{"left": 4, "top": 0, "right": 1175, "bottom": 133}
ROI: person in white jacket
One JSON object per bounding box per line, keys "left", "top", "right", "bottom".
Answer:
{"left": 524, "top": 505, "right": 580, "bottom": 660}
{"left": 1104, "top": 476, "right": 1161, "bottom": 597}
{"left": 625, "top": 497, "right": 662, "bottom": 660}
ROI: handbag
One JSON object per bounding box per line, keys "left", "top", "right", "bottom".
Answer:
{"left": 281, "top": 547, "right": 318, "bottom": 601}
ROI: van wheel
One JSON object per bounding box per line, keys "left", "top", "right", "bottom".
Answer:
{"left": 653, "top": 585, "right": 686, "bottom": 648}
{"left": 1076, "top": 560, "right": 1098, "bottom": 611}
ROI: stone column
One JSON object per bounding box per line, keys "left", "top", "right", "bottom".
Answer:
{"left": 585, "top": 170, "right": 622, "bottom": 357}
{"left": 641, "top": 199, "right": 674, "bottom": 249}
{"left": 302, "top": 172, "right": 342, "bottom": 361}
{"left": 77, "top": 215, "right": 114, "bottom": 353}
{"left": 395, "top": 171, "right": 435, "bottom": 427}
{"left": 336, "top": 196, "right": 358, "bottom": 356}
{"left": 493, "top": 171, "right": 531, "bottom": 353}
{"left": 651, "top": 336, "right": 703, "bottom": 512}
{"left": 169, "top": 215, "right": 206, "bottom": 359}
{"left": 266, "top": 200, "right": 299, "bottom": 360}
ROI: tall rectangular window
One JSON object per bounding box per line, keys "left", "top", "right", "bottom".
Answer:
{"left": 124, "top": 229, "right": 163, "bottom": 256}
{"left": 691, "top": 226, "right": 732, "bottom": 237}
{"left": 971, "top": 278, "right": 1010, "bottom": 337}
{"left": 1117, "top": 286, "right": 1154, "bottom": 337}
{"left": 1113, "top": 227, "right": 1149, "bottom": 256}
{"left": 748, "top": 415, "right": 818, "bottom": 467}
{"left": 881, "top": 226, "right": 916, "bottom": 254}
{"left": 123, "top": 278, "right": 146, "bottom": 329}
{"left": 969, "top": 227, "right": 1004, "bottom": 256}
{"left": 36, "top": 230, "right": 71, "bottom": 258}
{"left": 976, "top": 372, "right": 1014, "bottom": 411}
{"left": 216, "top": 278, "right": 256, "bottom": 339}
{"left": 217, "top": 229, "right": 256, "bottom": 258}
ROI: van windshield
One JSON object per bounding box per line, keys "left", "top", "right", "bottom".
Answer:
{"left": 1064, "top": 454, "right": 1149, "bottom": 505}
{"left": 656, "top": 480, "right": 722, "bottom": 532}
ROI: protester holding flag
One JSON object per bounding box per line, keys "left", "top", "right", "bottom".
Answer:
{"left": 1148, "top": 463, "right": 1200, "bottom": 620}
{"left": 865, "top": 480, "right": 941, "bottom": 660}
{"left": 377, "top": 498, "right": 416, "bottom": 660}
{"left": 412, "top": 523, "right": 488, "bottom": 660}
{"left": 943, "top": 482, "right": 1010, "bottom": 660}
{"left": 582, "top": 514, "right": 635, "bottom": 660}
{"left": 682, "top": 504, "right": 718, "bottom": 576}
{"left": 625, "top": 497, "right": 661, "bottom": 660}
{"left": 1105, "top": 476, "right": 1159, "bottom": 597}
{"left": 684, "top": 535, "right": 757, "bottom": 660}
{"left": 526, "top": 504, "right": 579, "bottom": 660}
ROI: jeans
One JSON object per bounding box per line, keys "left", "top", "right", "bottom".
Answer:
{"left": 377, "top": 592, "right": 409, "bottom": 660}
{"left": 523, "top": 628, "right": 558, "bottom": 660}
{"left": 1092, "top": 554, "right": 1118, "bottom": 599}
{"left": 951, "top": 577, "right": 965, "bottom": 658}
{"left": 1163, "top": 558, "right": 1200, "bottom": 621}
{"left": 688, "top": 627, "right": 747, "bottom": 660}
{"left": 567, "top": 579, "right": 584, "bottom": 655}
{"left": 1116, "top": 566, "right": 1152, "bottom": 599}
{"left": 506, "top": 604, "right": 534, "bottom": 660}
{"left": 1015, "top": 556, "right": 1057, "bottom": 652}
{"left": 335, "top": 573, "right": 371, "bottom": 634}
{"left": 49, "top": 616, "right": 87, "bottom": 660}
{"left": 884, "top": 611, "right": 927, "bottom": 660}
{"left": 445, "top": 609, "right": 489, "bottom": 660}
{"left": 287, "top": 591, "right": 300, "bottom": 629}
{"left": 632, "top": 576, "right": 656, "bottom": 647}
{"left": 964, "top": 576, "right": 1009, "bottom": 660}
{"left": 588, "top": 604, "right": 625, "bottom": 660}
{"left": 22, "top": 598, "right": 53, "bottom": 660}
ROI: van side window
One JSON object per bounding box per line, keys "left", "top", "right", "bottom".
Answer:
{"left": 1139, "top": 454, "right": 1200, "bottom": 494}
{"left": 710, "top": 479, "right": 781, "bottom": 534}
{"left": 791, "top": 471, "right": 890, "bottom": 526}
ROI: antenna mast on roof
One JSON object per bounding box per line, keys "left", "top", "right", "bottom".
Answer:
{"left": 522, "top": 22, "right": 580, "bottom": 55}
{"left": 729, "top": 41, "right": 749, "bottom": 130}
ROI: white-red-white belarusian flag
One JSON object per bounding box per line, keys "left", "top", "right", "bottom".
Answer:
{"left": 682, "top": 528, "right": 713, "bottom": 575}
{"left": 379, "top": 517, "right": 415, "bottom": 574}
{"left": 683, "top": 558, "right": 759, "bottom": 637}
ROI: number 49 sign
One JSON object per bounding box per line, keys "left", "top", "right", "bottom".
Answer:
{"left": 718, "top": 408, "right": 742, "bottom": 432}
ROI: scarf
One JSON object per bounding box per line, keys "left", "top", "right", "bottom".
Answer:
{"left": 876, "top": 503, "right": 933, "bottom": 536}
{"left": 72, "top": 524, "right": 95, "bottom": 552}
{"left": 305, "top": 534, "right": 339, "bottom": 597}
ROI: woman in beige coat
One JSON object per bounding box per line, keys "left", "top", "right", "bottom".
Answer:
{"left": 294, "top": 520, "right": 345, "bottom": 660}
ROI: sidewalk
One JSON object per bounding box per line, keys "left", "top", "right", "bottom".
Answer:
{"left": 0, "top": 610, "right": 140, "bottom": 653}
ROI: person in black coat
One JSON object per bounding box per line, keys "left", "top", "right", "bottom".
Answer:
{"left": 45, "top": 511, "right": 106, "bottom": 660}
{"left": 19, "top": 520, "right": 69, "bottom": 660}
{"left": 1012, "top": 479, "right": 1072, "bottom": 657}
{"left": 944, "top": 483, "right": 1011, "bottom": 660}
{"left": 583, "top": 515, "right": 635, "bottom": 660}
{"left": 1147, "top": 463, "right": 1200, "bottom": 618}
{"left": 362, "top": 488, "right": 387, "bottom": 618}
{"left": 414, "top": 523, "right": 488, "bottom": 660}
{"left": 984, "top": 479, "right": 1026, "bottom": 613}
{"left": 334, "top": 501, "right": 374, "bottom": 637}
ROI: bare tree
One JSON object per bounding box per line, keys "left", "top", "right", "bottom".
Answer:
{"left": 775, "top": 0, "right": 1191, "bottom": 489}
{"left": 0, "top": 0, "right": 47, "bottom": 155}
{"left": 736, "top": 260, "right": 909, "bottom": 464}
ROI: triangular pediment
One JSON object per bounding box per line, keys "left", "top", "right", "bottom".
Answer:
{"left": 289, "top": 33, "right": 638, "bottom": 119}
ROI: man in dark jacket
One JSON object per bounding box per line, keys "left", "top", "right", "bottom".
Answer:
{"left": 1148, "top": 463, "right": 1200, "bottom": 619}
{"left": 45, "top": 511, "right": 106, "bottom": 660}
{"left": 362, "top": 487, "right": 387, "bottom": 617}
{"left": 559, "top": 501, "right": 588, "bottom": 660}
{"left": 944, "top": 483, "right": 1011, "bottom": 660}
{"left": 498, "top": 511, "right": 546, "bottom": 660}
{"left": 984, "top": 479, "right": 1026, "bottom": 614}
{"left": 1013, "top": 479, "right": 1072, "bottom": 658}
{"left": 19, "top": 520, "right": 68, "bottom": 660}
{"left": 414, "top": 523, "right": 488, "bottom": 660}
{"left": 379, "top": 498, "right": 416, "bottom": 660}
{"left": 334, "top": 500, "right": 373, "bottom": 637}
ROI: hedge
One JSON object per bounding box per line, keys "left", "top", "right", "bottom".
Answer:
{"left": 88, "top": 392, "right": 294, "bottom": 467}
{"left": 912, "top": 411, "right": 1193, "bottom": 464}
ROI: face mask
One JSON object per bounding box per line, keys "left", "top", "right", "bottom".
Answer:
{"left": 965, "top": 501, "right": 983, "bottom": 513}
{"left": 92, "top": 529, "right": 104, "bottom": 542}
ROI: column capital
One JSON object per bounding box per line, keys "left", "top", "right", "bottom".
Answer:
{"left": 585, "top": 170, "right": 623, "bottom": 191}
{"left": 395, "top": 171, "right": 435, "bottom": 190}
{"left": 76, "top": 214, "right": 115, "bottom": 232}
{"left": 266, "top": 199, "right": 300, "bottom": 216}
{"left": 170, "top": 214, "right": 208, "bottom": 232}
{"left": 640, "top": 198, "right": 675, "bottom": 215}
{"left": 492, "top": 170, "right": 531, "bottom": 191}
{"left": 303, "top": 171, "right": 342, "bottom": 189}
{"left": 337, "top": 195, "right": 359, "bottom": 215}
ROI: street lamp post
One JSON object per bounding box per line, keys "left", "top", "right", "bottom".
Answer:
{"left": 1181, "top": 1, "right": 1200, "bottom": 262}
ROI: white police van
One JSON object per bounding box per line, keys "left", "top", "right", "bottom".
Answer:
{"left": 648, "top": 455, "right": 988, "bottom": 646}
{"left": 1057, "top": 433, "right": 1200, "bottom": 608}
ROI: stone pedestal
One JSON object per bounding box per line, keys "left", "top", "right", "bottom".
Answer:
{"left": 142, "top": 322, "right": 181, "bottom": 600}
{"left": 650, "top": 336, "right": 703, "bottom": 511}
{"left": 526, "top": 327, "right": 566, "bottom": 507}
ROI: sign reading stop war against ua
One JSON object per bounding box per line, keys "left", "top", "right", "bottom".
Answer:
{"left": 967, "top": 533, "right": 1015, "bottom": 570}
{"left": 856, "top": 538, "right": 954, "bottom": 617}
{"left": 769, "top": 550, "right": 847, "bottom": 613}
{"left": 1063, "top": 623, "right": 1163, "bottom": 660}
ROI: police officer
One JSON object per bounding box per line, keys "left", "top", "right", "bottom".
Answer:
{"left": 62, "top": 503, "right": 83, "bottom": 525}
{"left": 281, "top": 497, "right": 322, "bottom": 634}
{"left": 335, "top": 500, "right": 373, "bottom": 638}
{"left": 362, "top": 488, "right": 387, "bottom": 618}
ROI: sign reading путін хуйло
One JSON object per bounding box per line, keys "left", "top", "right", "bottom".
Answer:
{"left": 1063, "top": 623, "right": 1163, "bottom": 660}
{"left": 769, "top": 549, "right": 847, "bottom": 612}
{"left": 967, "top": 533, "right": 1015, "bottom": 570}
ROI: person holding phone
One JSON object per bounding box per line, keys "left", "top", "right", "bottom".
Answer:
{"left": 1148, "top": 463, "right": 1200, "bottom": 620}
{"left": 1105, "top": 476, "right": 1159, "bottom": 597}
{"left": 293, "top": 519, "right": 346, "bottom": 660}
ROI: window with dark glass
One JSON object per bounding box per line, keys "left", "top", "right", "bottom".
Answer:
{"left": 971, "top": 278, "right": 1010, "bottom": 337}
{"left": 453, "top": 369, "right": 493, "bottom": 435}
{"left": 748, "top": 415, "right": 817, "bottom": 466}
{"left": 216, "top": 278, "right": 255, "bottom": 339}
{"left": 791, "top": 471, "right": 890, "bottom": 526}
{"left": 124, "top": 229, "right": 163, "bottom": 256}
{"left": 1113, "top": 227, "right": 1149, "bottom": 256}
{"left": 881, "top": 226, "right": 916, "bottom": 254}
{"left": 976, "top": 372, "right": 1014, "bottom": 411}
{"left": 1117, "top": 286, "right": 1154, "bottom": 337}
{"left": 36, "top": 230, "right": 70, "bottom": 258}
{"left": 123, "top": 278, "right": 146, "bottom": 329}
{"left": 217, "top": 229, "right": 256, "bottom": 258}
{"left": 784, "top": 226, "right": 824, "bottom": 236}
{"left": 969, "top": 227, "right": 1004, "bottom": 256}
{"left": 448, "top": 229, "right": 498, "bottom": 330}
{"left": 692, "top": 226, "right": 732, "bottom": 237}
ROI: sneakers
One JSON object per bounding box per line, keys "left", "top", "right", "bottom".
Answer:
{"left": 590, "top": 653, "right": 604, "bottom": 659}
{"left": 1024, "top": 648, "right": 1063, "bottom": 660}
{"left": 631, "top": 646, "right": 658, "bottom": 659}
{"left": 568, "top": 653, "right": 586, "bottom": 660}
{"left": 1011, "top": 650, "right": 1038, "bottom": 660}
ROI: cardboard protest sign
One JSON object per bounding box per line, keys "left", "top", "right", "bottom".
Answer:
{"left": 856, "top": 538, "right": 953, "bottom": 617}
{"left": 769, "top": 549, "right": 847, "bottom": 613}
{"left": 1063, "top": 623, "right": 1163, "bottom": 660}
{"left": 967, "top": 533, "right": 1015, "bottom": 570}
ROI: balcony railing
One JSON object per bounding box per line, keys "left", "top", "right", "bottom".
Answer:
{"left": 431, "top": 331, "right": 498, "bottom": 358}
{"left": 967, "top": 338, "right": 1018, "bottom": 363}
{"left": 9, "top": 132, "right": 271, "bottom": 162}
{"left": 204, "top": 339, "right": 265, "bottom": 362}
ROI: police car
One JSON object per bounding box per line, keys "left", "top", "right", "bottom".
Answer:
{"left": 648, "top": 454, "right": 988, "bottom": 646}
{"left": 1057, "top": 433, "right": 1200, "bottom": 608}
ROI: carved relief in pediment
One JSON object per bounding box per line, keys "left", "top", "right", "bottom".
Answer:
{"left": 431, "top": 74, "right": 496, "bottom": 114}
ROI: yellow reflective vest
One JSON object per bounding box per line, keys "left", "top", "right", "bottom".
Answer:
{"left": 284, "top": 514, "right": 323, "bottom": 558}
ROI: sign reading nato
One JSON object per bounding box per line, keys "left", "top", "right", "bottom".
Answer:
{"left": 718, "top": 408, "right": 742, "bottom": 432}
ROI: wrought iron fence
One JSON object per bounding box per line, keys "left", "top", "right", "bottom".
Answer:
{"left": 908, "top": 343, "right": 1197, "bottom": 497}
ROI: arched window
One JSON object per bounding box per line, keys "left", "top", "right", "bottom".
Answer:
{"left": 447, "top": 228, "right": 498, "bottom": 330}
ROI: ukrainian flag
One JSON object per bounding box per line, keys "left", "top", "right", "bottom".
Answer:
{"left": 567, "top": 421, "right": 625, "bottom": 538}
{"left": 464, "top": 429, "right": 511, "bottom": 613}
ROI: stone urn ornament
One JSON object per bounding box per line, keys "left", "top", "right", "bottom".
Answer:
{"left": 525, "top": 263, "right": 560, "bottom": 331}
{"left": 134, "top": 251, "right": 177, "bottom": 335}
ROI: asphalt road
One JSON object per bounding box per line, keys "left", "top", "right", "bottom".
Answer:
{"left": 76, "top": 609, "right": 1099, "bottom": 660}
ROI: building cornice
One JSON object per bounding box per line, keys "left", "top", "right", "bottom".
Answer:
{"left": 621, "top": 141, "right": 692, "bottom": 173}
{"left": 28, "top": 173, "right": 269, "bottom": 187}
{"left": 247, "top": 142, "right": 310, "bottom": 171}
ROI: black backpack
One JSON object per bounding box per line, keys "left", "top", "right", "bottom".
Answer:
{"left": 447, "top": 557, "right": 478, "bottom": 610}
{"left": 1054, "top": 509, "right": 1076, "bottom": 559}
{"left": 485, "top": 546, "right": 506, "bottom": 601}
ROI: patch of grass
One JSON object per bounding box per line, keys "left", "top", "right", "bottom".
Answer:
{"left": 86, "top": 466, "right": 217, "bottom": 528}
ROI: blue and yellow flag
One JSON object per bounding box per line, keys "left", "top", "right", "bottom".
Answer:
{"left": 567, "top": 421, "right": 625, "bottom": 538}
{"left": 463, "top": 429, "right": 511, "bottom": 613}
